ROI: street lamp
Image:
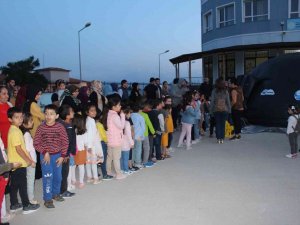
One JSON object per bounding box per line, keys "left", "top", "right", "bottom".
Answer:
{"left": 158, "top": 50, "right": 170, "bottom": 80}
{"left": 78, "top": 22, "right": 91, "bottom": 81}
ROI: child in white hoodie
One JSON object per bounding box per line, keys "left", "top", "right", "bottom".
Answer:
{"left": 286, "top": 105, "right": 299, "bottom": 158}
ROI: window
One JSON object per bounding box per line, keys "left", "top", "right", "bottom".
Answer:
{"left": 243, "top": 0, "right": 269, "bottom": 22}
{"left": 244, "top": 51, "right": 270, "bottom": 74}
{"left": 218, "top": 53, "right": 235, "bottom": 79}
{"left": 289, "top": 0, "right": 300, "bottom": 18}
{"left": 217, "top": 3, "right": 235, "bottom": 28}
{"left": 203, "top": 11, "right": 213, "bottom": 33}
{"left": 203, "top": 56, "right": 213, "bottom": 82}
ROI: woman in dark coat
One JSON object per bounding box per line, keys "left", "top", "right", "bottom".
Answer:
{"left": 60, "top": 85, "right": 81, "bottom": 113}
{"left": 129, "top": 82, "right": 142, "bottom": 103}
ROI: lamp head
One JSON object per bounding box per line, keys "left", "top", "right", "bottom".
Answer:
{"left": 165, "top": 50, "right": 170, "bottom": 53}
{"left": 85, "top": 22, "right": 91, "bottom": 28}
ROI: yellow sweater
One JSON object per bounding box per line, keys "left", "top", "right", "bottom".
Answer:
{"left": 30, "top": 102, "right": 45, "bottom": 138}
{"left": 96, "top": 122, "right": 107, "bottom": 143}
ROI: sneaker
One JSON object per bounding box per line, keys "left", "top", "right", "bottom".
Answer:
{"left": 2, "top": 212, "right": 14, "bottom": 222}
{"left": 167, "top": 147, "right": 174, "bottom": 153}
{"left": 132, "top": 166, "right": 140, "bottom": 171}
{"left": 191, "top": 140, "right": 199, "bottom": 144}
{"left": 217, "top": 139, "right": 221, "bottom": 144}
{"left": 29, "top": 200, "right": 38, "bottom": 205}
{"left": 129, "top": 167, "right": 139, "bottom": 172}
{"left": 10, "top": 203, "right": 23, "bottom": 212}
{"left": 236, "top": 135, "right": 241, "bottom": 139}
{"left": 103, "top": 175, "right": 114, "bottom": 180}
{"left": 44, "top": 200, "right": 55, "bottom": 209}
{"left": 22, "top": 203, "right": 40, "bottom": 215}
{"left": 52, "top": 194, "right": 65, "bottom": 202}
{"left": 285, "top": 153, "right": 297, "bottom": 158}
{"left": 186, "top": 146, "right": 192, "bottom": 150}
{"left": 123, "top": 171, "right": 133, "bottom": 175}
{"left": 61, "top": 191, "right": 75, "bottom": 198}
{"left": 115, "top": 174, "right": 127, "bottom": 180}
{"left": 93, "top": 179, "right": 102, "bottom": 185}
{"left": 177, "top": 144, "right": 183, "bottom": 148}
{"left": 221, "top": 139, "right": 224, "bottom": 144}
{"left": 143, "top": 162, "right": 154, "bottom": 168}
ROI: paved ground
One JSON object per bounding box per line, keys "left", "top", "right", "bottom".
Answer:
{"left": 9, "top": 132, "right": 300, "bottom": 225}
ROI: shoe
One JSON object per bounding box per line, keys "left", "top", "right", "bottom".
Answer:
{"left": 52, "top": 195, "right": 65, "bottom": 202}
{"left": 129, "top": 167, "right": 138, "bottom": 172}
{"left": 123, "top": 171, "right": 133, "bottom": 175}
{"left": 71, "top": 180, "right": 77, "bottom": 185}
{"left": 186, "top": 146, "right": 192, "bottom": 150}
{"left": 61, "top": 191, "right": 75, "bottom": 198}
{"left": 78, "top": 183, "right": 85, "bottom": 189}
{"left": 236, "top": 135, "right": 241, "bottom": 139}
{"left": 103, "top": 175, "right": 114, "bottom": 180}
{"left": 115, "top": 174, "right": 127, "bottom": 180}
{"left": 22, "top": 203, "right": 40, "bottom": 215}
{"left": 44, "top": 200, "right": 55, "bottom": 209}
{"left": 191, "top": 140, "right": 199, "bottom": 144}
{"left": 167, "top": 147, "right": 174, "bottom": 152}
{"left": 93, "top": 179, "right": 102, "bottom": 185}
{"left": 229, "top": 136, "right": 237, "bottom": 140}
{"left": 29, "top": 200, "right": 38, "bottom": 205}
{"left": 143, "top": 162, "right": 154, "bottom": 168}
{"left": 1, "top": 213, "right": 14, "bottom": 223}
{"left": 86, "top": 177, "right": 93, "bottom": 183}
{"left": 285, "top": 153, "right": 297, "bottom": 158}
{"left": 217, "top": 139, "right": 221, "bottom": 144}
{"left": 0, "top": 222, "right": 10, "bottom": 225}
{"left": 10, "top": 203, "right": 23, "bottom": 212}
{"left": 132, "top": 166, "right": 140, "bottom": 171}
{"left": 221, "top": 139, "right": 224, "bottom": 144}
{"left": 177, "top": 144, "right": 183, "bottom": 148}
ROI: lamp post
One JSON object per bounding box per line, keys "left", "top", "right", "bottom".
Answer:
{"left": 158, "top": 50, "right": 170, "bottom": 80}
{"left": 78, "top": 22, "right": 91, "bottom": 82}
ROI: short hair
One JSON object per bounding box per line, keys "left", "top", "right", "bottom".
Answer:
{"left": 55, "top": 79, "right": 65, "bottom": 87}
{"left": 164, "top": 95, "right": 172, "bottom": 102}
{"left": 131, "top": 103, "right": 141, "bottom": 112}
{"left": 150, "top": 77, "right": 155, "bottom": 82}
{"left": 7, "top": 107, "right": 22, "bottom": 119}
{"left": 44, "top": 104, "right": 58, "bottom": 114}
{"left": 67, "top": 85, "right": 79, "bottom": 94}
{"left": 155, "top": 78, "right": 160, "bottom": 81}
{"left": 121, "top": 80, "right": 127, "bottom": 86}
{"left": 58, "top": 104, "right": 72, "bottom": 120}
{"left": 152, "top": 99, "right": 163, "bottom": 109}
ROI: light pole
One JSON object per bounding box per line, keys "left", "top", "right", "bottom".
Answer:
{"left": 158, "top": 50, "right": 170, "bottom": 80}
{"left": 78, "top": 22, "right": 91, "bottom": 82}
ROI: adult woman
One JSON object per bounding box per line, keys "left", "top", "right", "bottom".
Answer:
{"left": 89, "top": 80, "right": 107, "bottom": 112}
{"left": 23, "top": 85, "right": 44, "bottom": 138}
{"left": 129, "top": 82, "right": 141, "bottom": 103}
{"left": 229, "top": 78, "right": 244, "bottom": 140}
{"left": 210, "top": 78, "right": 231, "bottom": 144}
{"left": 161, "top": 81, "right": 169, "bottom": 98}
{"left": 60, "top": 85, "right": 81, "bottom": 113}
{"left": 0, "top": 86, "right": 12, "bottom": 149}
{"left": 77, "top": 86, "right": 90, "bottom": 111}
{"left": 9, "top": 87, "right": 19, "bottom": 106}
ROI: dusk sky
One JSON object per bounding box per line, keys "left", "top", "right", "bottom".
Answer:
{"left": 0, "top": 0, "right": 202, "bottom": 83}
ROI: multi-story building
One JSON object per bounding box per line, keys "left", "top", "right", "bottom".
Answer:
{"left": 170, "top": 0, "right": 300, "bottom": 82}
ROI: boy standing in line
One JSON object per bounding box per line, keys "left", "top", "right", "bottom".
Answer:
{"left": 33, "top": 105, "right": 69, "bottom": 209}
{"left": 7, "top": 107, "right": 40, "bottom": 214}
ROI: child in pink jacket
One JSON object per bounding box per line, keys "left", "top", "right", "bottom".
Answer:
{"left": 105, "top": 94, "right": 126, "bottom": 180}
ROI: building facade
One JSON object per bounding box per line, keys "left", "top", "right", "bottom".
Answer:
{"left": 201, "top": 0, "right": 300, "bottom": 81}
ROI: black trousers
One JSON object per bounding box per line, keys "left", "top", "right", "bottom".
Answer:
{"left": 209, "top": 116, "right": 216, "bottom": 136}
{"left": 60, "top": 160, "right": 70, "bottom": 194}
{"left": 10, "top": 167, "right": 29, "bottom": 207}
{"left": 288, "top": 132, "right": 298, "bottom": 154}
{"left": 167, "top": 133, "right": 173, "bottom": 148}
{"left": 172, "top": 107, "right": 180, "bottom": 129}
{"left": 232, "top": 109, "right": 243, "bottom": 135}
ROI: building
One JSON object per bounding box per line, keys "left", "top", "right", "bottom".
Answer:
{"left": 170, "top": 0, "right": 300, "bottom": 83}
{"left": 35, "top": 67, "right": 71, "bottom": 83}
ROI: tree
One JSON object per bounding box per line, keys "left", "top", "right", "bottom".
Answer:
{"left": 1, "top": 56, "right": 48, "bottom": 89}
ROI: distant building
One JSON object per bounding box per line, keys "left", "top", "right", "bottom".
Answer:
{"left": 36, "top": 67, "right": 70, "bottom": 83}
{"left": 170, "top": 0, "right": 300, "bottom": 82}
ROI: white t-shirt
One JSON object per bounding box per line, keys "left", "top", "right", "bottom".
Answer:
{"left": 24, "top": 132, "right": 37, "bottom": 163}
{"left": 287, "top": 114, "right": 298, "bottom": 134}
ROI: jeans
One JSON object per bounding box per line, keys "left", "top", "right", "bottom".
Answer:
{"left": 153, "top": 134, "right": 162, "bottom": 160}
{"left": 288, "top": 132, "right": 298, "bottom": 154}
{"left": 40, "top": 153, "right": 62, "bottom": 201}
{"left": 60, "top": 159, "right": 69, "bottom": 194}
{"left": 132, "top": 140, "right": 142, "bottom": 166}
{"left": 142, "top": 137, "right": 150, "bottom": 164}
{"left": 193, "top": 119, "right": 200, "bottom": 140}
{"left": 26, "top": 166, "right": 36, "bottom": 201}
{"left": 120, "top": 151, "right": 130, "bottom": 172}
{"left": 214, "top": 112, "right": 228, "bottom": 139}
{"left": 232, "top": 109, "right": 243, "bottom": 135}
{"left": 100, "top": 142, "right": 108, "bottom": 177}
{"left": 148, "top": 135, "right": 154, "bottom": 159}
{"left": 10, "top": 167, "right": 30, "bottom": 207}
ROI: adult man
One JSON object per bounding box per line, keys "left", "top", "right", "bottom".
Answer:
{"left": 51, "top": 79, "right": 66, "bottom": 106}
{"left": 144, "top": 77, "right": 158, "bottom": 100}
{"left": 199, "top": 77, "right": 213, "bottom": 100}
{"left": 6, "top": 79, "right": 15, "bottom": 99}
{"left": 117, "top": 79, "right": 129, "bottom": 101}
{"left": 155, "top": 78, "right": 162, "bottom": 99}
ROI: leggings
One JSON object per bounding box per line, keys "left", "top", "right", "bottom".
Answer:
{"left": 178, "top": 123, "right": 192, "bottom": 148}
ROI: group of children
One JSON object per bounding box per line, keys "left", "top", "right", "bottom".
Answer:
{"left": 0, "top": 93, "right": 177, "bottom": 223}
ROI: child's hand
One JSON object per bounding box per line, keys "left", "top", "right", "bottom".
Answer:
{"left": 56, "top": 157, "right": 64, "bottom": 167}
{"left": 43, "top": 152, "right": 50, "bottom": 165}
{"left": 31, "top": 162, "right": 36, "bottom": 168}
{"left": 130, "top": 145, "right": 134, "bottom": 149}
{"left": 12, "top": 162, "right": 22, "bottom": 169}
{"left": 63, "top": 156, "right": 69, "bottom": 163}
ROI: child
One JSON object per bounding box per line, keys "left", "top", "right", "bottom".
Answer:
{"left": 85, "top": 103, "right": 104, "bottom": 184}
{"left": 140, "top": 102, "right": 155, "bottom": 167}
{"left": 131, "top": 104, "right": 146, "bottom": 168}
{"left": 20, "top": 112, "right": 38, "bottom": 204}
{"left": 58, "top": 104, "right": 76, "bottom": 197}
{"left": 163, "top": 96, "right": 174, "bottom": 153}
{"left": 121, "top": 106, "right": 134, "bottom": 174}
{"left": 161, "top": 105, "right": 173, "bottom": 158}
{"left": 286, "top": 105, "right": 299, "bottom": 158}
{"left": 73, "top": 114, "right": 88, "bottom": 188}
{"left": 104, "top": 94, "right": 126, "bottom": 180}
{"left": 177, "top": 94, "right": 196, "bottom": 150}
{"left": 33, "top": 104, "right": 69, "bottom": 209}
{"left": 192, "top": 91, "right": 201, "bottom": 143}
{"left": 7, "top": 107, "right": 40, "bottom": 214}
{"left": 96, "top": 110, "right": 112, "bottom": 180}
{"left": 147, "top": 99, "right": 165, "bottom": 160}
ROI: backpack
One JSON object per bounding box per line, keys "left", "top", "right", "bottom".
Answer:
{"left": 292, "top": 115, "right": 300, "bottom": 133}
